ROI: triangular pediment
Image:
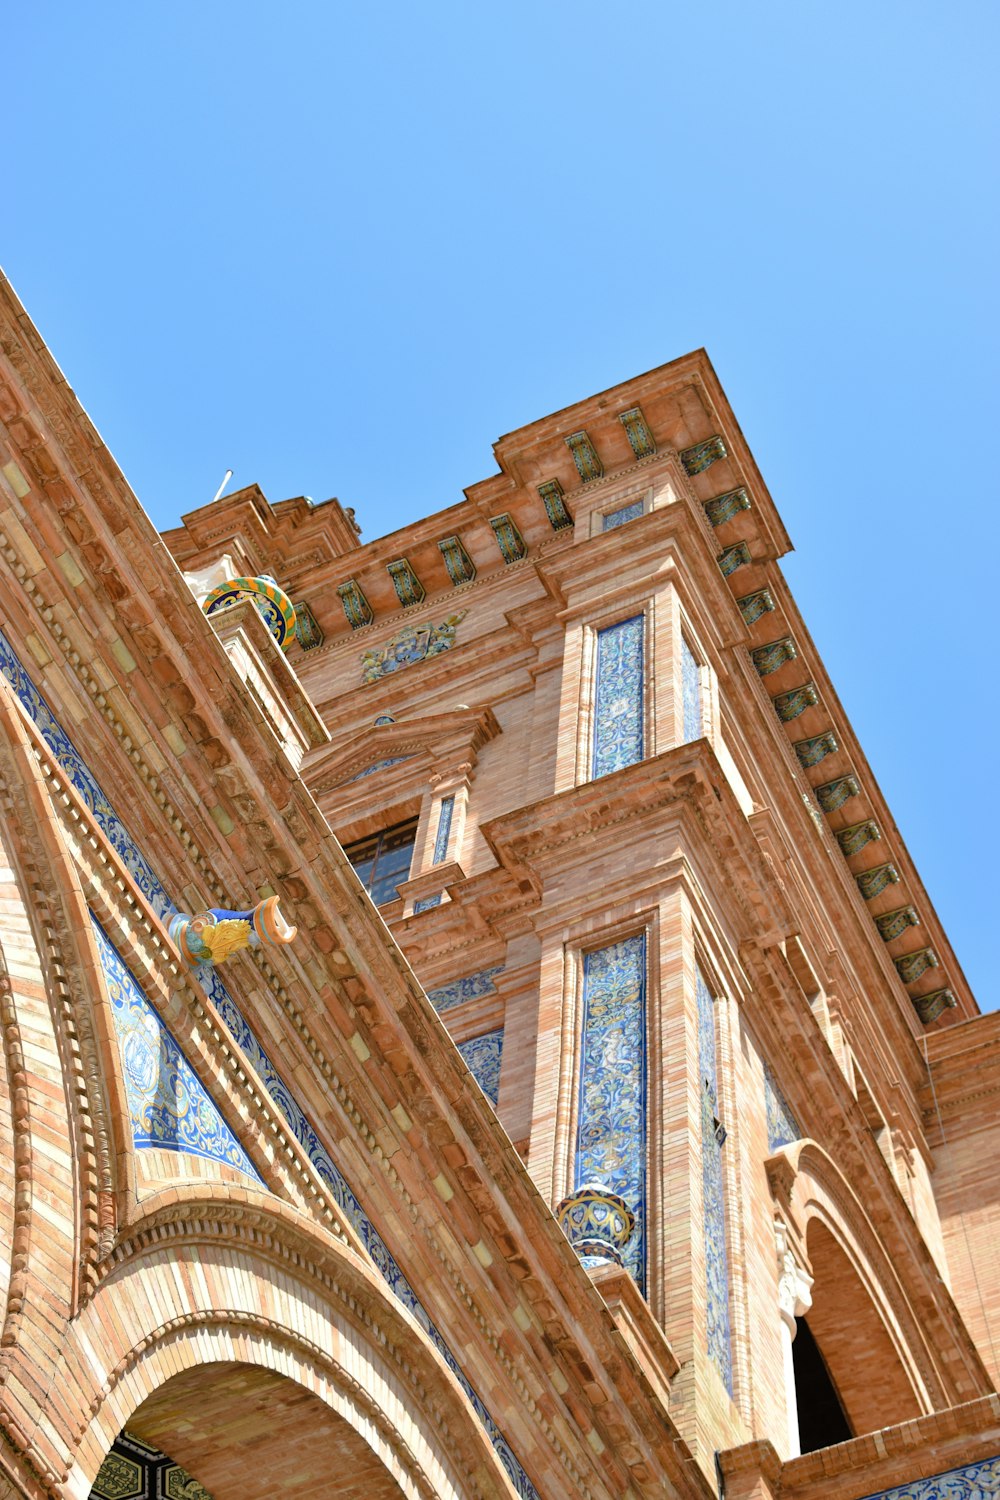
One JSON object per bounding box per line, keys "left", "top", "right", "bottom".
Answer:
{"left": 305, "top": 704, "right": 500, "bottom": 797}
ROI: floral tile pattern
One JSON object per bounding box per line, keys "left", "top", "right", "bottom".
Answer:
{"left": 696, "top": 966, "right": 733, "bottom": 1394}
{"left": 433, "top": 795, "right": 454, "bottom": 864}
{"left": 763, "top": 1061, "right": 801, "bottom": 1152}
{"left": 592, "top": 615, "right": 644, "bottom": 778}
{"left": 859, "top": 1454, "right": 1000, "bottom": 1500}
{"left": 575, "top": 936, "right": 646, "bottom": 1287}
{"left": 426, "top": 966, "right": 504, "bottom": 1015}
{"left": 602, "top": 500, "right": 644, "bottom": 531}
{"left": 0, "top": 628, "right": 540, "bottom": 1500}
{"left": 457, "top": 1028, "right": 504, "bottom": 1107}
{"left": 90, "top": 1430, "right": 213, "bottom": 1500}
{"left": 681, "top": 636, "right": 702, "bottom": 743}
{"left": 92, "top": 914, "right": 259, "bottom": 1176}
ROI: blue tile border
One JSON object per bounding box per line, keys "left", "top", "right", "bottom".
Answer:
{"left": 696, "top": 967, "right": 733, "bottom": 1393}
{"left": 426, "top": 966, "right": 504, "bottom": 1015}
{"left": 592, "top": 616, "right": 644, "bottom": 779}
{"left": 0, "top": 627, "right": 541, "bottom": 1500}
{"left": 859, "top": 1454, "right": 1000, "bottom": 1500}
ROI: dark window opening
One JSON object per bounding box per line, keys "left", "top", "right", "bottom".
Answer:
{"left": 344, "top": 818, "right": 418, "bottom": 905}
{"left": 792, "top": 1317, "right": 853, "bottom": 1454}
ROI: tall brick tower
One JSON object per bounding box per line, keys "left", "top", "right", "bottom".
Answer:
{"left": 1, "top": 267, "right": 998, "bottom": 1500}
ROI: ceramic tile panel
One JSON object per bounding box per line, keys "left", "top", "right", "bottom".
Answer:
{"left": 772, "top": 684, "right": 819, "bottom": 723}
{"left": 565, "top": 430, "right": 603, "bottom": 482}
{"left": 696, "top": 966, "right": 733, "bottom": 1393}
{"left": 438, "top": 535, "right": 477, "bottom": 584}
{"left": 336, "top": 579, "right": 374, "bottom": 629}
{"left": 489, "top": 513, "right": 527, "bottom": 564}
{"left": 681, "top": 435, "right": 727, "bottom": 476}
{"left": 681, "top": 636, "right": 702, "bottom": 744}
{"left": 859, "top": 1454, "right": 1000, "bottom": 1500}
{"left": 717, "top": 542, "right": 751, "bottom": 577}
{"left": 426, "top": 966, "right": 505, "bottom": 1014}
{"left": 458, "top": 1028, "right": 503, "bottom": 1107}
{"left": 602, "top": 500, "right": 644, "bottom": 531}
{"left": 763, "top": 1061, "right": 801, "bottom": 1152}
{"left": 538, "top": 479, "right": 573, "bottom": 531}
{"left": 592, "top": 615, "right": 644, "bottom": 778}
{"left": 704, "top": 487, "right": 750, "bottom": 527}
{"left": 91, "top": 914, "right": 259, "bottom": 1178}
{"left": 575, "top": 936, "right": 647, "bottom": 1287}
{"left": 815, "top": 774, "right": 860, "bottom": 813}
{"left": 618, "top": 406, "right": 656, "bottom": 459}
{"left": 345, "top": 755, "right": 413, "bottom": 784}
{"left": 292, "top": 600, "right": 324, "bottom": 650}
{"left": 91, "top": 1430, "right": 212, "bottom": 1500}
{"left": 413, "top": 893, "right": 442, "bottom": 913}
{"left": 386, "top": 558, "right": 426, "bottom": 607}
{"left": 360, "top": 612, "right": 467, "bottom": 683}
{"left": 433, "top": 795, "right": 455, "bottom": 864}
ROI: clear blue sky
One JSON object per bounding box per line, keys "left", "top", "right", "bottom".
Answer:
{"left": 5, "top": 2, "right": 997, "bottom": 1010}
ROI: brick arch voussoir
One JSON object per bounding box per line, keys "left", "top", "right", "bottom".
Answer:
{"left": 61, "top": 1186, "right": 512, "bottom": 1500}
{"left": 766, "top": 1137, "right": 944, "bottom": 1411}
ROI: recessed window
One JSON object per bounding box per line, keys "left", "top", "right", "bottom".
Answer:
{"left": 343, "top": 818, "right": 418, "bottom": 905}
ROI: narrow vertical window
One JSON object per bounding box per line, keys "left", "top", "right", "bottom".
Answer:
{"left": 591, "top": 615, "right": 645, "bottom": 778}
{"left": 576, "top": 934, "right": 647, "bottom": 1287}
{"left": 433, "top": 794, "right": 454, "bottom": 865}
{"left": 681, "top": 636, "right": 703, "bottom": 743}
{"left": 696, "top": 965, "right": 733, "bottom": 1392}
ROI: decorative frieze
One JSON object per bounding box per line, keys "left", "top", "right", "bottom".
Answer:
{"left": 618, "top": 406, "right": 656, "bottom": 459}
{"left": 717, "top": 541, "right": 751, "bottom": 577}
{"left": 489, "top": 513, "right": 527, "bottom": 564}
{"left": 772, "top": 684, "right": 819, "bottom": 722}
{"left": 894, "top": 948, "right": 939, "bottom": 985}
{"left": 856, "top": 863, "right": 900, "bottom": 900}
{"left": 592, "top": 615, "right": 645, "bottom": 777}
{"left": 681, "top": 435, "right": 727, "bottom": 476}
{"left": 697, "top": 967, "right": 733, "bottom": 1393}
{"left": 751, "top": 637, "right": 797, "bottom": 676}
{"left": 836, "top": 820, "right": 881, "bottom": 857}
{"left": 537, "top": 479, "right": 573, "bottom": 531}
{"left": 737, "top": 588, "right": 776, "bottom": 627}
{"left": 858, "top": 1452, "right": 999, "bottom": 1500}
{"left": 602, "top": 499, "right": 644, "bottom": 530}
{"left": 386, "top": 558, "right": 426, "bottom": 607}
{"left": 913, "top": 989, "right": 957, "bottom": 1025}
{"left": 437, "top": 535, "right": 477, "bottom": 585}
{"left": 360, "top": 612, "right": 467, "bottom": 684}
{"left": 292, "top": 600, "right": 324, "bottom": 650}
{"left": 337, "top": 579, "right": 374, "bottom": 629}
{"left": 704, "top": 487, "right": 751, "bottom": 527}
{"left": 566, "top": 430, "right": 603, "bottom": 482}
{"left": 794, "top": 731, "right": 839, "bottom": 768}
{"left": 875, "top": 905, "right": 921, "bottom": 942}
{"left": 576, "top": 936, "right": 647, "bottom": 1286}
{"left": 815, "top": 774, "right": 860, "bottom": 812}
{"left": 433, "top": 795, "right": 455, "bottom": 864}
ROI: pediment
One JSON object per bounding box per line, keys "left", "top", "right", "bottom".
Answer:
{"left": 305, "top": 705, "right": 501, "bottom": 796}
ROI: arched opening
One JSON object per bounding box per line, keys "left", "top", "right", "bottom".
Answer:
{"left": 89, "top": 1363, "right": 409, "bottom": 1500}
{"left": 797, "top": 1220, "right": 922, "bottom": 1447}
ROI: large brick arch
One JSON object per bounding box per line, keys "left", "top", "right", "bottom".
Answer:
{"left": 766, "top": 1139, "right": 946, "bottom": 1422}
{"left": 60, "top": 1189, "right": 517, "bottom": 1500}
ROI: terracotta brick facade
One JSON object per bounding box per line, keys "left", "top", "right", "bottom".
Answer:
{"left": 0, "top": 267, "right": 996, "bottom": 1500}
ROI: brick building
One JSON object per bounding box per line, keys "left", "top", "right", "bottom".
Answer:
{"left": 0, "top": 267, "right": 998, "bottom": 1500}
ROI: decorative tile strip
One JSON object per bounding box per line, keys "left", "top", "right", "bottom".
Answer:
{"left": 681, "top": 636, "right": 702, "bottom": 744}
{"left": 793, "top": 731, "right": 839, "bottom": 768}
{"left": 875, "top": 905, "right": 920, "bottom": 943}
{"left": 704, "top": 487, "right": 750, "bottom": 527}
{"left": 592, "top": 615, "right": 644, "bottom": 777}
{"left": 457, "top": 1028, "right": 504, "bottom": 1107}
{"left": 337, "top": 579, "right": 374, "bottom": 629}
{"left": 737, "top": 588, "right": 776, "bottom": 628}
{"left": 386, "top": 559, "right": 426, "bottom": 608}
{"left": 566, "top": 430, "right": 603, "bottom": 482}
{"left": 681, "top": 435, "right": 727, "bottom": 476}
{"left": 438, "top": 535, "right": 477, "bottom": 584}
{"left": 360, "top": 612, "right": 467, "bottom": 684}
{"left": 489, "top": 513, "right": 527, "bottom": 564}
{"left": 413, "top": 894, "right": 442, "bottom": 913}
{"left": 717, "top": 542, "right": 751, "bottom": 577}
{"left": 836, "top": 820, "right": 881, "bottom": 857}
{"left": 292, "top": 600, "right": 324, "bottom": 650}
{"left": 913, "top": 989, "right": 957, "bottom": 1025}
{"left": 537, "top": 479, "right": 573, "bottom": 531}
{"left": 856, "top": 863, "right": 900, "bottom": 900}
{"left": 0, "top": 628, "right": 541, "bottom": 1500}
{"left": 602, "top": 500, "right": 644, "bottom": 531}
{"left": 862, "top": 1453, "right": 999, "bottom": 1500}
{"left": 772, "top": 684, "right": 819, "bottom": 723}
{"left": 763, "top": 1061, "right": 801, "bottom": 1152}
{"left": 696, "top": 968, "right": 733, "bottom": 1393}
{"left": 618, "top": 406, "right": 656, "bottom": 459}
{"left": 894, "top": 948, "right": 939, "bottom": 985}
{"left": 426, "top": 965, "right": 505, "bottom": 1015}
{"left": 815, "top": 774, "right": 860, "bottom": 812}
{"left": 576, "top": 936, "right": 647, "bottom": 1287}
{"left": 751, "top": 637, "right": 797, "bottom": 677}
{"left": 433, "top": 795, "right": 454, "bottom": 864}
{"left": 92, "top": 916, "right": 259, "bottom": 1177}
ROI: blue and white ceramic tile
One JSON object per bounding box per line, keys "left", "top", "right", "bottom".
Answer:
{"left": 91, "top": 914, "right": 259, "bottom": 1177}
{"left": 412, "top": 894, "right": 442, "bottom": 913}
{"left": 0, "top": 628, "right": 540, "bottom": 1500}
{"left": 346, "top": 756, "right": 413, "bottom": 783}
{"left": 762, "top": 1062, "right": 800, "bottom": 1152}
{"left": 433, "top": 795, "right": 454, "bottom": 864}
{"left": 592, "top": 615, "right": 644, "bottom": 779}
{"left": 575, "top": 936, "right": 646, "bottom": 1287}
{"left": 860, "top": 1455, "right": 1000, "bottom": 1500}
{"left": 696, "top": 967, "right": 733, "bottom": 1393}
{"left": 681, "top": 637, "right": 702, "bottom": 743}
{"left": 458, "top": 1029, "right": 503, "bottom": 1107}
{"left": 426, "top": 966, "right": 504, "bottom": 1015}
{"left": 602, "top": 500, "right": 644, "bottom": 531}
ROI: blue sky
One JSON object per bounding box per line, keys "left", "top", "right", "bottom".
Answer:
{"left": 5, "top": 2, "right": 997, "bottom": 1010}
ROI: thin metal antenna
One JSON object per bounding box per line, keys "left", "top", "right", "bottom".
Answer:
{"left": 211, "top": 469, "right": 234, "bottom": 504}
